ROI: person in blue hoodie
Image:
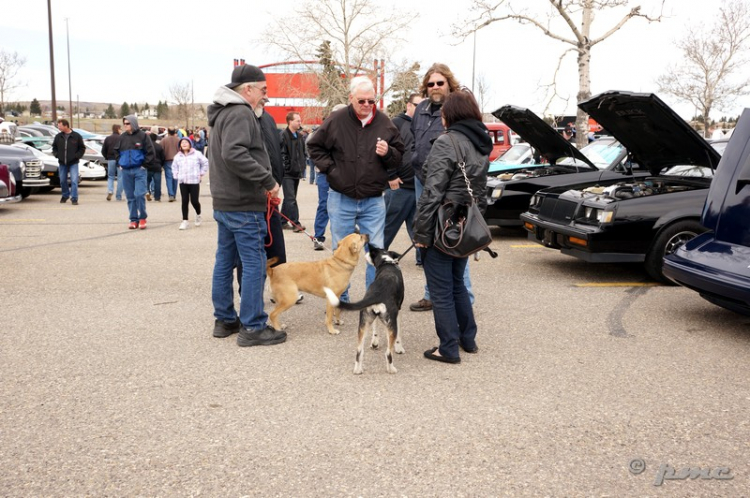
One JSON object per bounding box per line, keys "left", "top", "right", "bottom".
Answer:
{"left": 115, "top": 114, "right": 155, "bottom": 229}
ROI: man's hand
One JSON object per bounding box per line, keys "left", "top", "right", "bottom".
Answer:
{"left": 268, "top": 182, "right": 281, "bottom": 198}
{"left": 375, "top": 138, "right": 389, "bottom": 157}
{"left": 388, "top": 178, "right": 403, "bottom": 190}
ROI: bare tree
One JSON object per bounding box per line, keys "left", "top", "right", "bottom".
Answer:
{"left": 658, "top": 0, "right": 750, "bottom": 137}
{"left": 261, "top": 0, "right": 411, "bottom": 115}
{"left": 0, "top": 49, "right": 27, "bottom": 115}
{"left": 168, "top": 82, "right": 192, "bottom": 129}
{"left": 475, "top": 73, "right": 491, "bottom": 115}
{"left": 454, "top": 0, "right": 664, "bottom": 146}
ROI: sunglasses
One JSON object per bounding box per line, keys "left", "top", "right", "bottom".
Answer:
{"left": 427, "top": 81, "right": 446, "bottom": 88}
{"left": 123, "top": 122, "right": 131, "bottom": 125}
{"left": 357, "top": 99, "right": 376, "bottom": 105}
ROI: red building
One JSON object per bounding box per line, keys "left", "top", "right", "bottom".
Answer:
{"left": 234, "top": 59, "right": 386, "bottom": 126}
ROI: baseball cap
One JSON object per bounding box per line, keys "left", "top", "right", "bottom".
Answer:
{"left": 227, "top": 64, "right": 266, "bottom": 89}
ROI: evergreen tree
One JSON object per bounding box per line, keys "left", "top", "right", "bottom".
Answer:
{"left": 105, "top": 104, "right": 117, "bottom": 119}
{"left": 386, "top": 62, "right": 421, "bottom": 117}
{"left": 133, "top": 102, "right": 139, "bottom": 113}
{"left": 30, "top": 98, "right": 41, "bottom": 115}
{"left": 120, "top": 102, "right": 130, "bottom": 118}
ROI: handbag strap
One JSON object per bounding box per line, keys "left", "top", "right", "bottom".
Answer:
{"left": 446, "top": 133, "right": 474, "bottom": 199}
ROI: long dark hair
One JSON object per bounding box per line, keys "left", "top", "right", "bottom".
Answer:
{"left": 441, "top": 91, "right": 482, "bottom": 128}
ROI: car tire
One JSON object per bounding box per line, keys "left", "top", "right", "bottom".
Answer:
{"left": 645, "top": 219, "right": 706, "bottom": 284}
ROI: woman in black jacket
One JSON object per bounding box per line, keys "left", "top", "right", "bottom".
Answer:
{"left": 413, "top": 91, "right": 492, "bottom": 364}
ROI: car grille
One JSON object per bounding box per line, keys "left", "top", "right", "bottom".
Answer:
{"left": 24, "top": 160, "right": 43, "bottom": 179}
{"left": 538, "top": 197, "right": 578, "bottom": 222}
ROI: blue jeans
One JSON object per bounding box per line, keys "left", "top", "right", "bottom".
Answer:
{"left": 415, "top": 176, "right": 474, "bottom": 303}
{"left": 212, "top": 210, "right": 269, "bottom": 331}
{"left": 147, "top": 170, "right": 162, "bottom": 200}
{"left": 422, "top": 247, "right": 477, "bottom": 359}
{"left": 163, "top": 161, "right": 176, "bottom": 198}
{"left": 121, "top": 167, "right": 148, "bottom": 222}
{"left": 106, "top": 159, "right": 124, "bottom": 199}
{"left": 307, "top": 158, "right": 316, "bottom": 184}
{"left": 314, "top": 173, "right": 329, "bottom": 240}
{"left": 384, "top": 187, "right": 416, "bottom": 251}
{"left": 327, "top": 190, "right": 385, "bottom": 298}
{"left": 59, "top": 162, "right": 79, "bottom": 200}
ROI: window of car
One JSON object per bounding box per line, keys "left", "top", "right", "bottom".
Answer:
{"left": 661, "top": 165, "right": 714, "bottom": 178}
{"left": 557, "top": 139, "right": 625, "bottom": 170}
{"left": 493, "top": 144, "right": 531, "bottom": 164}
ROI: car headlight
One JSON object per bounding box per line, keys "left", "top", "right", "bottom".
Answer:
{"left": 491, "top": 187, "right": 503, "bottom": 199}
{"left": 529, "top": 194, "right": 542, "bottom": 208}
{"left": 582, "top": 207, "right": 614, "bottom": 224}
{"left": 19, "top": 161, "right": 26, "bottom": 175}
{"left": 597, "top": 210, "right": 614, "bottom": 223}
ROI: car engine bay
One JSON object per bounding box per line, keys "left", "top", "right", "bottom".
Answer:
{"left": 571, "top": 180, "right": 700, "bottom": 202}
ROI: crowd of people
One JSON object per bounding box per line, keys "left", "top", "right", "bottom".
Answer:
{"left": 207, "top": 62, "right": 490, "bottom": 365}
{"left": 40, "top": 62, "right": 491, "bottom": 365}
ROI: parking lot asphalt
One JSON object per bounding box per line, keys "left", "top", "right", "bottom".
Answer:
{"left": 2, "top": 177, "right": 750, "bottom": 496}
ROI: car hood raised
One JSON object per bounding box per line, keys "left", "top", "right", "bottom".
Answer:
{"left": 491, "top": 105, "right": 596, "bottom": 169}
{"left": 579, "top": 91, "right": 721, "bottom": 176}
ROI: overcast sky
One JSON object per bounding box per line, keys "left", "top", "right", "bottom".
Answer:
{"left": 2, "top": 0, "right": 747, "bottom": 120}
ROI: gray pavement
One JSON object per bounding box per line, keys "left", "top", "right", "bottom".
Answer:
{"left": 2, "top": 177, "right": 749, "bottom": 496}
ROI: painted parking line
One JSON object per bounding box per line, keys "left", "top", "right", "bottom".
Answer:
{"left": 575, "top": 282, "right": 662, "bottom": 287}
{"left": 510, "top": 244, "right": 541, "bottom": 248}
{"left": 0, "top": 219, "right": 46, "bottom": 223}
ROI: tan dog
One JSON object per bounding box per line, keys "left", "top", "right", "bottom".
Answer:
{"left": 267, "top": 232, "right": 368, "bottom": 335}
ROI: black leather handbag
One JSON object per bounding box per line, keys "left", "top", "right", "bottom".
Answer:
{"left": 433, "top": 134, "right": 493, "bottom": 258}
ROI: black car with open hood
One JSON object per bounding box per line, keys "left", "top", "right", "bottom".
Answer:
{"left": 520, "top": 91, "right": 724, "bottom": 283}
{"left": 483, "top": 105, "right": 651, "bottom": 227}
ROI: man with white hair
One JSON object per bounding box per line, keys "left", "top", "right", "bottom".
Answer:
{"left": 307, "top": 76, "right": 404, "bottom": 297}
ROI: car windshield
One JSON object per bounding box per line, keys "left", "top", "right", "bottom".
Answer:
{"left": 86, "top": 140, "right": 102, "bottom": 153}
{"left": 661, "top": 165, "right": 714, "bottom": 178}
{"left": 493, "top": 144, "right": 531, "bottom": 164}
{"left": 75, "top": 129, "right": 99, "bottom": 139}
{"left": 557, "top": 139, "right": 625, "bottom": 170}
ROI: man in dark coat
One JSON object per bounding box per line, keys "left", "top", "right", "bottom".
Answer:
{"left": 307, "top": 76, "right": 404, "bottom": 298}
{"left": 280, "top": 111, "right": 306, "bottom": 231}
{"left": 384, "top": 93, "right": 423, "bottom": 251}
{"left": 52, "top": 118, "right": 86, "bottom": 205}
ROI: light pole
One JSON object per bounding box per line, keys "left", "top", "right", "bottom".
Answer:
{"left": 47, "top": 0, "right": 57, "bottom": 122}
{"left": 471, "top": 28, "right": 476, "bottom": 94}
{"left": 66, "top": 18, "right": 72, "bottom": 122}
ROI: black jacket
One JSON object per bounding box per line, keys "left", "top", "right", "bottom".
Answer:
{"left": 390, "top": 112, "right": 415, "bottom": 189}
{"left": 100, "top": 132, "right": 120, "bottom": 161}
{"left": 411, "top": 100, "right": 445, "bottom": 184}
{"left": 413, "top": 122, "right": 492, "bottom": 247}
{"left": 307, "top": 105, "right": 404, "bottom": 199}
{"left": 280, "top": 128, "right": 307, "bottom": 179}
{"left": 52, "top": 130, "right": 86, "bottom": 166}
{"left": 148, "top": 133, "right": 166, "bottom": 172}
{"left": 259, "top": 111, "right": 284, "bottom": 185}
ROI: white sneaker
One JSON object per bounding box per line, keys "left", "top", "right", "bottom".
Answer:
{"left": 179, "top": 220, "right": 189, "bottom": 230}
{"left": 195, "top": 214, "right": 202, "bottom": 227}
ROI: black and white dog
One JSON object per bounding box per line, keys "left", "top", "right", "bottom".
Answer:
{"left": 324, "top": 246, "right": 405, "bottom": 374}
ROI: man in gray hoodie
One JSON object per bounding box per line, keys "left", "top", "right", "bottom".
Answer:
{"left": 206, "top": 64, "right": 285, "bottom": 347}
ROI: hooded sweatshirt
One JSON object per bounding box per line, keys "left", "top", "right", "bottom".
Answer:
{"left": 207, "top": 86, "right": 276, "bottom": 212}
{"left": 172, "top": 138, "right": 209, "bottom": 184}
{"left": 115, "top": 114, "right": 155, "bottom": 169}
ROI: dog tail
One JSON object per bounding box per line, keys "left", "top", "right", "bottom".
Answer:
{"left": 323, "top": 287, "right": 382, "bottom": 311}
